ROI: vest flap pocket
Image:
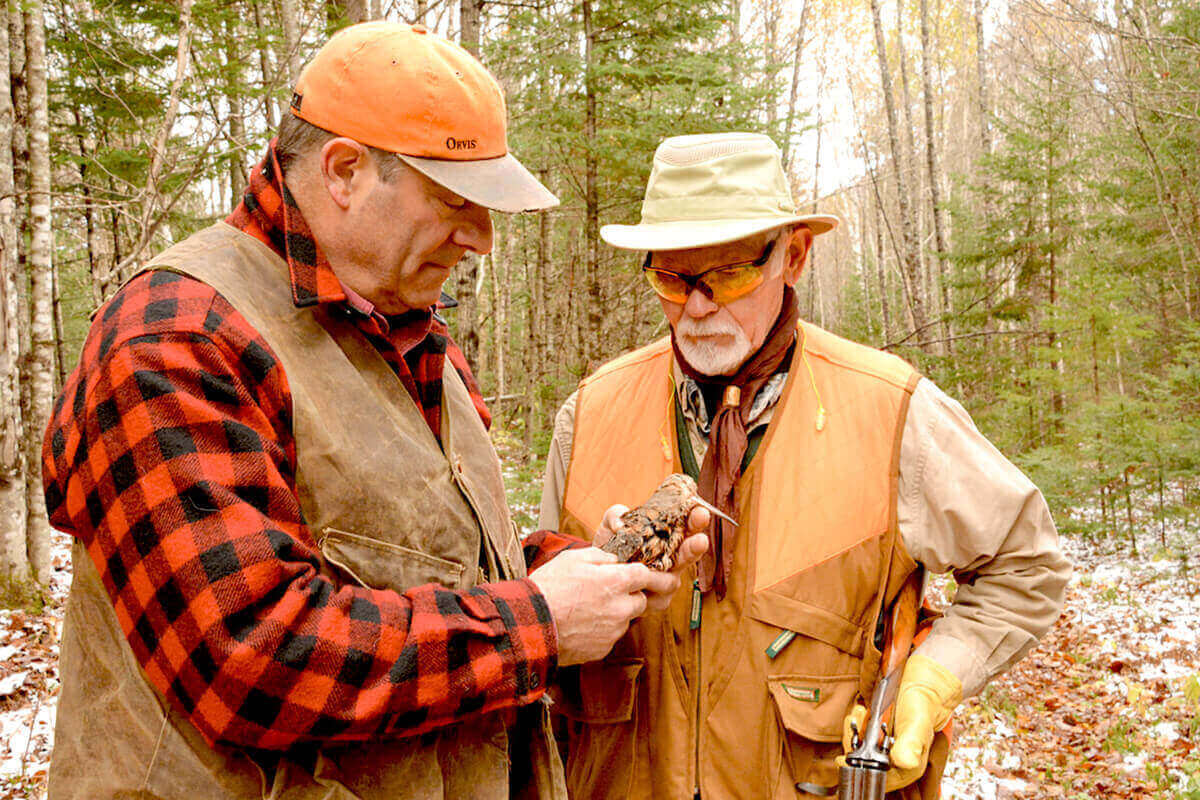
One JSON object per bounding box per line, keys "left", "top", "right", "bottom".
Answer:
{"left": 552, "top": 658, "right": 643, "bottom": 724}
{"left": 321, "top": 528, "right": 468, "bottom": 592}
{"left": 747, "top": 590, "right": 865, "bottom": 656}
{"left": 767, "top": 674, "right": 857, "bottom": 743}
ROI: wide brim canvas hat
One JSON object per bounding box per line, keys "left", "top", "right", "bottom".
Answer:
{"left": 290, "top": 21, "right": 558, "bottom": 213}
{"left": 601, "top": 133, "right": 839, "bottom": 251}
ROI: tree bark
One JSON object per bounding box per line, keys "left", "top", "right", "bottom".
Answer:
{"left": 251, "top": 0, "right": 277, "bottom": 130}
{"left": 111, "top": 0, "right": 193, "bottom": 282}
{"left": 857, "top": 196, "right": 874, "bottom": 338}
{"left": 582, "top": 0, "right": 601, "bottom": 365}
{"left": 451, "top": 0, "right": 486, "bottom": 367}
{"left": 281, "top": 0, "right": 303, "bottom": 86}
{"left": 869, "top": 0, "right": 926, "bottom": 338}
{"left": 895, "top": 0, "right": 929, "bottom": 323}
{"left": 0, "top": 4, "right": 27, "bottom": 580}
{"left": 225, "top": 14, "right": 248, "bottom": 207}
{"left": 10, "top": 6, "right": 30, "bottom": 471}
{"left": 972, "top": 0, "right": 992, "bottom": 158}
{"left": 327, "top": 0, "right": 367, "bottom": 30}
{"left": 24, "top": 0, "right": 53, "bottom": 582}
{"left": 874, "top": 196, "right": 890, "bottom": 343}
{"left": 460, "top": 0, "right": 483, "bottom": 55}
{"left": 534, "top": 169, "right": 551, "bottom": 405}
{"left": 919, "top": 0, "right": 951, "bottom": 352}
{"left": 781, "top": 0, "right": 810, "bottom": 171}
{"left": 72, "top": 106, "right": 108, "bottom": 310}
{"left": 807, "top": 75, "right": 824, "bottom": 326}
{"left": 763, "top": 0, "right": 780, "bottom": 129}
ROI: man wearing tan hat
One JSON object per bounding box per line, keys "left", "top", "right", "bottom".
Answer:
{"left": 41, "top": 23, "right": 708, "bottom": 800}
{"left": 539, "top": 132, "right": 1070, "bottom": 798}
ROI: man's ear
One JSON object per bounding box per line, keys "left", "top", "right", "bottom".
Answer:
{"left": 782, "top": 225, "right": 814, "bottom": 286}
{"left": 318, "top": 137, "right": 371, "bottom": 210}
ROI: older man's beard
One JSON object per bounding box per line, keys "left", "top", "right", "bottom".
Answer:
{"left": 673, "top": 313, "right": 755, "bottom": 376}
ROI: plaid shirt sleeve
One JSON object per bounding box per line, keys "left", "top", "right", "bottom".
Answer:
{"left": 42, "top": 271, "right": 557, "bottom": 752}
{"left": 522, "top": 530, "right": 590, "bottom": 573}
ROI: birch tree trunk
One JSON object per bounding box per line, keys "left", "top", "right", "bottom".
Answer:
{"left": 869, "top": 0, "right": 926, "bottom": 338}
{"left": 0, "top": 4, "right": 28, "bottom": 580}
{"left": 24, "top": 0, "right": 53, "bottom": 582}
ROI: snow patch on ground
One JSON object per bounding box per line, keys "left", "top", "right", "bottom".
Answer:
{"left": 0, "top": 530, "right": 71, "bottom": 797}
{"left": 940, "top": 529, "right": 1200, "bottom": 797}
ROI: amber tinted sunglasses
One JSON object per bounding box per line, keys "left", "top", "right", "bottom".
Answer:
{"left": 642, "top": 240, "right": 775, "bottom": 304}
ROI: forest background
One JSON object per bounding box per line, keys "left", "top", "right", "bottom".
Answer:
{"left": 0, "top": 0, "right": 1198, "bottom": 599}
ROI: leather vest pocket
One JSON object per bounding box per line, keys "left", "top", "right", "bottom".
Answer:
{"left": 553, "top": 658, "right": 643, "bottom": 799}
{"left": 320, "top": 528, "right": 470, "bottom": 592}
{"left": 767, "top": 674, "right": 858, "bottom": 796}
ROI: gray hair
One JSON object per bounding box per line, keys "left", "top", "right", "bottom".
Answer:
{"left": 275, "top": 114, "right": 402, "bottom": 182}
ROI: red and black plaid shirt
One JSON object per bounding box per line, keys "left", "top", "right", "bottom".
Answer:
{"left": 42, "top": 143, "right": 581, "bottom": 752}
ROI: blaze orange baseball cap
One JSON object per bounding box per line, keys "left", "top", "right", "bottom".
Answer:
{"left": 290, "top": 21, "right": 558, "bottom": 213}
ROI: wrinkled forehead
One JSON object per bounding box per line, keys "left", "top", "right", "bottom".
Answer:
{"left": 649, "top": 230, "right": 780, "bottom": 274}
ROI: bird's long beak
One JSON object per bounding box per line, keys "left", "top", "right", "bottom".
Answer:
{"left": 691, "top": 496, "right": 738, "bottom": 527}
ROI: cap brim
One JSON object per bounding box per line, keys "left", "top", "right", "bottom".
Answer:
{"left": 397, "top": 153, "right": 559, "bottom": 213}
{"left": 600, "top": 214, "right": 840, "bottom": 251}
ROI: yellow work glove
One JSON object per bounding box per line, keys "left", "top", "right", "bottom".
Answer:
{"left": 839, "top": 654, "right": 962, "bottom": 792}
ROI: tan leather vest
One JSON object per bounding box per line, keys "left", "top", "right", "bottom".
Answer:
{"left": 49, "top": 224, "right": 566, "bottom": 800}
{"left": 554, "top": 322, "right": 948, "bottom": 799}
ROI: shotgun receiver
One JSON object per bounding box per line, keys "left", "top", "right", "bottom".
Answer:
{"left": 837, "top": 568, "right": 924, "bottom": 800}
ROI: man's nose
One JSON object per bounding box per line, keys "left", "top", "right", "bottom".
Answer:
{"left": 683, "top": 282, "right": 718, "bottom": 317}
{"left": 452, "top": 204, "right": 494, "bottom": 254}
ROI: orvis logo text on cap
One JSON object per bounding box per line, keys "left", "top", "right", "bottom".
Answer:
{"left": 446, "top": 137, "right": 477, "bottom": 151}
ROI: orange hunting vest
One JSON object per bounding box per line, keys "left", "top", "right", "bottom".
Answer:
{"left": 555, "top": 322, "right": 948, "bottom": 799}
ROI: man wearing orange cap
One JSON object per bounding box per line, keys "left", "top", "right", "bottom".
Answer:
{"left": 539, "top": 133, "right": 1069, "bottom": 798}
{"left": 42, "top": 23, "right": 706, "bottom": 800}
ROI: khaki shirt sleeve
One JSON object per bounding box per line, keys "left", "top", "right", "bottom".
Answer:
{"left": 899, "top": 378, "right": 1072, "bottom": 698}
{"left": 537, "top": 390, "right": 578, "bottom": 532}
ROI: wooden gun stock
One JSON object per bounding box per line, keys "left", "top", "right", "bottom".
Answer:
{"left": 837, "top": 568, "right": 924, "bottom": 800}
